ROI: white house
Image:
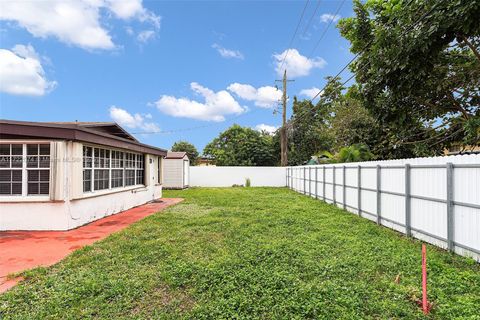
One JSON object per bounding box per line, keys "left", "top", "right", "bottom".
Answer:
{"left": 163, "top": 151, "right": 189, "bottom": 189}
{"left": 0, "top": 120, "right": 167, "bottom": 231}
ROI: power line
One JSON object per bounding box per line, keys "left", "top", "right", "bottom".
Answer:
{"left": 308, "top": 0, "right": 346, "bottom": 58}
{"left": 300, "top": 0, "right": 435, "bottom": 111}
{"left": 300, "top": 0, "right": 322, "bottom": 40}
{"left": 277, "top": 0, "right": 310, "bottom": 74}
{"left": 278, "top": 0, "right": 442, "bottom": 134}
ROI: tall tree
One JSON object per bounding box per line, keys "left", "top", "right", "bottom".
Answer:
{"left": 171, "top": 141, "right": 199, "bottom": 165}
{"left": 278, "top": 77, "right": 344, "bottom": 165}
{"left": 330, "top": 86, "right": 379, "bottom": 151}
{"left": 203, "top": 125, "right": 276, "bottom": 166}
{"left": 338, "top": 0, "right": 480, "bottom": 155}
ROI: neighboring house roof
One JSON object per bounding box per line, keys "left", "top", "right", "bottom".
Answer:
{"left": 166, "top": 151, "right": 188, "bottom": 159}
{"left": 0, "top": 119, "right": 167, "bottom": 156}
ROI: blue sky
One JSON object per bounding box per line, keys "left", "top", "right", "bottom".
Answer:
{"left": 0, "top": 0, "right": 354, "bottom": 152}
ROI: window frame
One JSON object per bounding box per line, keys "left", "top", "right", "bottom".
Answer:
{"left": 0, "top": 141, "right": 51, "bottom": 201}
{"left": 82, "top": 144, "right": 146, "bottom": 195}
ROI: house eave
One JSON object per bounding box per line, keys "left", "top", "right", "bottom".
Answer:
{"left": 0, "top": 120, "right": 167, "bottom": 156}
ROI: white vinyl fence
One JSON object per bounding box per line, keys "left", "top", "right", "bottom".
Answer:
{"left": 190, "top": 166, "right": 286, "bottom": 187}
{"left": 287, "top": 154, "right": 480, "bottom": 261}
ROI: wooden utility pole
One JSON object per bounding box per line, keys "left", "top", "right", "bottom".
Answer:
{"left": 276, "top": 70, "right": 293, "bottom": 166}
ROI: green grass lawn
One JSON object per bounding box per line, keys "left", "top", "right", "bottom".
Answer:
{"left": 1, "top": 188, "right": 479, "bottom": 319}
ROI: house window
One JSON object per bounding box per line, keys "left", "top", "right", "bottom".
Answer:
{"left": 26, "top": 144, "right": 50, "bottom": 195}
{"left": 82, "top": 145, "right": 145, "bottom": 193}
{"left": 0, "top": 144, "right": 22, "bottom": 195}
{"left": 94, "top": 148, "right": 110, "bottom": 191}
{"left": 125, "top": 153, "right": 136, "bottom": 186}
{"left": 111, "top": 150, "right": 124, "bottom": 188}
{"left": 0, "top": 143, "right": 50, "bottom": 196}
{"left": 83, "top": 146, "right": 93, "bottom": 192}
{"left": 136, "top": 154, "right": 144, "bottom": 185}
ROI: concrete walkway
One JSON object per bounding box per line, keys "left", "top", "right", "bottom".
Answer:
{"left": 0, "top": 198, "right": 183, "bottom": 293}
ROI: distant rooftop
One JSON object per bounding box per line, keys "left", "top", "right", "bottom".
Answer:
{"left": 166, "top": 151, "right": 188, "bottom": 159}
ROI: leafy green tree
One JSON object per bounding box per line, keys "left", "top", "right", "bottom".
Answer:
{"left": 171, "top": 141, "right": 199, "bottom": 165}
{"left": 331, "top": 86, "right": 379, "bottom": 151}
{"left": 336, "top": 144, "right": 374, "bottom": 163}
{"left": 287, "top": 98, "right": 334, "bottom": 165}
{"left": 203, "top": 125, "right": 276, "bottom": 166}
{"left": 338, "top": 0, "right": 480, "bottom": 155}
{"left": 316, "top": 144, "right": 374, "bottom": 163}
{"left": 277, "top": 78, "right": 344, "bottom": 165}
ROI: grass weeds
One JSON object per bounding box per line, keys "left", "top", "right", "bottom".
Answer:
{"left": 1, "top": 187, "right": 479, "bottom": 319}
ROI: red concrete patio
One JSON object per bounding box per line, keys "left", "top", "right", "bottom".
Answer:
{"left": 0, "top": 198, "right": 183, "bottom": 293}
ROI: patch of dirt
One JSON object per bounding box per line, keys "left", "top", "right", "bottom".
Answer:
{"left": 129, "top": 284, "right": 196, "bottom": 316}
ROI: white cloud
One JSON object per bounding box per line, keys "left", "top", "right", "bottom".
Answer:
{"left": 0, "top": 0, "right": 160, "bottom": 50}
{"left": 320, "top": 13, "right": 341, "bottom": 23}
{"left": 273, "top": 48, "right": 326, "bottom": 78}
{"left": 125, "top": 26, "right": 134, "bottom": 36}
{"left": 107, "top": 0, "right": 160, "bottom": 28}
{"left": 109, "top": 106, "right": 160, "bottom": 132}
{"left": 212, "top": 43, "right": 244, "bottom": 60}
{"left": 299, "top": 87, "right": 323, "bottom": 100}
{"left": 137, "top": 30, "right": 155, "bottom": 43}
{"left": 255, "top": 124, "right": 278, "bottom": 135}
{"left": 227, "top": 83, "right": 282, "bottom": 108}
{"left": 0, "top": 44, "right": 57, "bottom": 96}
{"left": 153, "top": 82, "right": 246, "bottom": 122}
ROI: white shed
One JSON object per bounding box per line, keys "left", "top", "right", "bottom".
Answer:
{"left": 163, "top": 151, "right": 190, "bottom": 189}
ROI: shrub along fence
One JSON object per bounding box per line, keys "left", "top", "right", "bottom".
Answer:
{"left": 287, "top": 154, "right": 480, "bottom": 261}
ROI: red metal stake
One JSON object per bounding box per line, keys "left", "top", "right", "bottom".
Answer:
{"left": 422, "top": 244, "right": 429, "bottom": 315}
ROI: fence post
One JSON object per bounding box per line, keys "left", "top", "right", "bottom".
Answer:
{"left": 292, "top": 168, "right": 294, "bottom": 190}
{"left": 357, "top": 165, "right": 362, "bottom": 216}
{"left": 343, "top": 165, "right": 346, "bottom": 210}
{"left": 333, "top": 166, "right": 336, "bottom": 205}
{"left": 291, "top": 168, "right": 294, "bottom": 190}
{"left": 323, "top": 166, "right": 326, "bottom": 201}
{"left": 446, "top": 162, "right": 454, "bottom": 252}
{"left": 309, "top": 167, "right": 312, "bottom": 196}
{"left": 376, "top": 165, "right": 381, "bottom": 225}
{"left": 286, "top": 168, "right": 289, "bottom": 188}
{"left": 294, "top": 168, "right": 296, "bottom": 191}
{"left": 315, "top": 167, "right": 318, "bottom": 199}
{"left": 303, "top": 167, "right": 306, "bottom": 195}
{"left": 405, "top": 163, "right": 411, "bottom": 237}
{"left": 295, "top": 168, "right": 300, "bottom": 192}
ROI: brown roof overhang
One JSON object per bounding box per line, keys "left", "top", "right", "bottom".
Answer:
{"left": 0, "top": 120, "right": 167, "bottom": 156}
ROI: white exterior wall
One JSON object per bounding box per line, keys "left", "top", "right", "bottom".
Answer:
{"left": 288, "top": 154, "right": 480, "bottom": 261}
{"left": 163, "top": 157, "right": 189, "bottom": 189}
{"left": 190, "top": 166, "right": 286, "bottom": 187}
{"left": 0, "top": 141, "right": 163, "bottom": 231}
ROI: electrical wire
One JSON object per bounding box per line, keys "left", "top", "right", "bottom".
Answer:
{"left": 300, "top": 0, "right": 323, "bottom": 40}
{"left": 308, "top": 0, "right": 346, "bottom": 58}
{"left": 280, "top": 0, "right": 441, "bottom": 134}
{"left": 277, "top": 0, "right": 311, "bottom": 74}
